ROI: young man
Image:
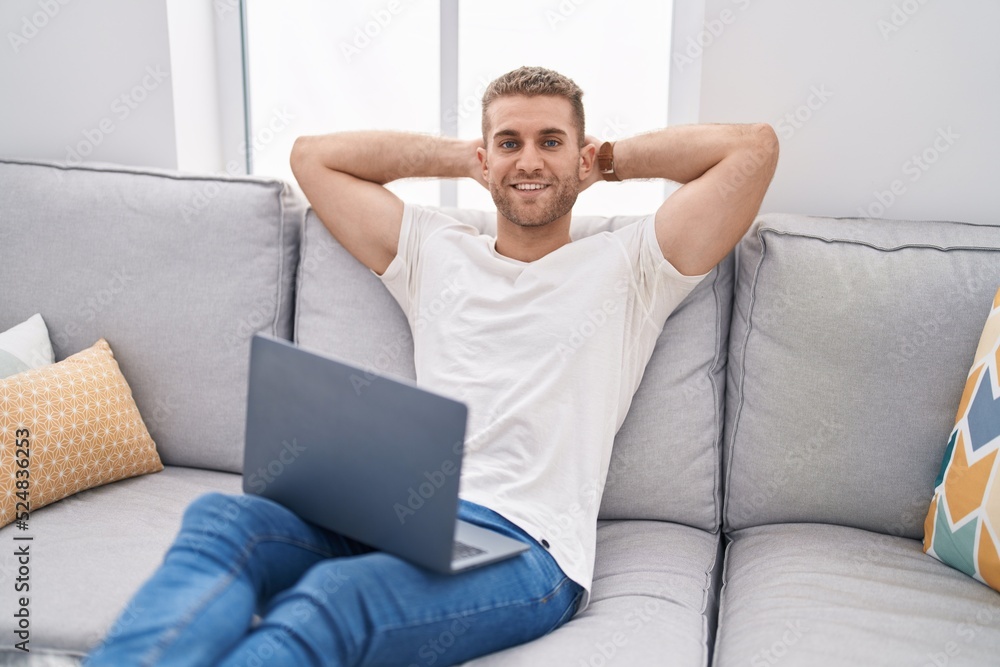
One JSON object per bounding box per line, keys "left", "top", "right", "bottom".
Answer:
{"left": 87, "top": 66, "right": 777, "bottom": 666}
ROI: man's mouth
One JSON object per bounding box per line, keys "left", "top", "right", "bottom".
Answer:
{"left": 511, "top": 183, "right": 549, "bottom": 191}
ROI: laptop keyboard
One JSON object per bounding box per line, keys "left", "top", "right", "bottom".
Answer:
{"left": 452, "top": 540, "right": 486, "bottom": 561}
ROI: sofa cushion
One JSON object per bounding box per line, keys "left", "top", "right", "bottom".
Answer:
{"left": 712, "top": 523, "right": 1000, "bottom": 666}
{"left": 0, "top": 158, "right": 306, "bottom": 472}
{"left": 924, "top": 287, "right": 1000, "bottom": 591}
{"left": 295, "top": 208, "right": 732, "bottom": 529}
{"left": 462, "top": 520, "right": 721, "bottom": 666}
{"left": 0, "top": 339, "right": 163, "bottom": 527}
{"left": 0, "top": 466, "right": 243, "bottom": 659}
{"left": 724, "top": 214, "right": 1000, "bottom": 537}
{"left": 0, "top": 313, "right": 53, "bottom": 378}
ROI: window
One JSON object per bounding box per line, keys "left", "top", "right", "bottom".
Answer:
{"left": 245, "top": 1, "right": 673, "bottom": 216}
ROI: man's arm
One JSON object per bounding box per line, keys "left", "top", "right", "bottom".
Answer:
{"left": 584, "top": 124, "right": 779, "bottom": 276}
{"left": 289, "top": 132, "right": 482, "bottom": 276}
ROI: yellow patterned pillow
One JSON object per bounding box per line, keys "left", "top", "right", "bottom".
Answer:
{"left": 0, "top": 339, "right": 163, "bottom": 527}
{"left": 924, "top": 288, "right": 1000, "bottom": 591}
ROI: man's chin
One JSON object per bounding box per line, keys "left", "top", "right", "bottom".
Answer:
{"left": 493, "top": 195, "right": 578, "bottom": 229}
{"left": 496, "top": 206, "right": 556, "bottom": 228}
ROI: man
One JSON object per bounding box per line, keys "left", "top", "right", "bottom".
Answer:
{"left": 87, "top": 66, "right": 777, "bottom": 666}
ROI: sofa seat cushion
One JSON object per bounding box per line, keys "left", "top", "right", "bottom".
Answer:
{"left": 0, "top": 466, "right": 242, "bottom": 659}
{"left": 713, "top": 523, "right": 1000, "bottom": 667}
{"left": 462, "top": 521, "right": 721, "bottom": 666}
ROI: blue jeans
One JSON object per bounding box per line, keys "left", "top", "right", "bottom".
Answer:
{"left": 84, "top": 492, "right": 583, "bottom": 666}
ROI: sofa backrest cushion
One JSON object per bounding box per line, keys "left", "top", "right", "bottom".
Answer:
{"left": 294, "top": 207, "right": 732, "bottom": 530}
{"left": 0, "top": 158, "right": 304, "bottom": 472}
{"left": 724, "top": 213, "right": 1000, "bottom": 538}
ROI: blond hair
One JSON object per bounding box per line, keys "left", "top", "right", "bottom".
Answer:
{"left": 481, "top": 66, "right": 585, "bottom": 146}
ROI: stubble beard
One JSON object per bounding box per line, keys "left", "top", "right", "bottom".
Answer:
{"left": 490, "top": 172, "right": 580, "bottom": 228}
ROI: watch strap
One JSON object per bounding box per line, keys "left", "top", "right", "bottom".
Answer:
{"left": 597, "top": 141, "right": 620, "bottom": 181}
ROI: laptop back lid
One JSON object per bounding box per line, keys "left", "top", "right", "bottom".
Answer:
{"left": 243, "top": 334, "right": 468, "bottom": 571}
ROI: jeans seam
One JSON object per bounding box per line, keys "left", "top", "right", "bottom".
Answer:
{"left": 138, "top": 534, "right": 341, "bottom": 666}
{"left": 543, "top": 586, "right": 583, "bottom": 635}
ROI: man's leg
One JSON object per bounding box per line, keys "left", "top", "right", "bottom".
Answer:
{"left": 217, "top": 501, "right": 584, "bottom": 667}
{"left": 85, "top": 492, "right": 374, "bottom": 667}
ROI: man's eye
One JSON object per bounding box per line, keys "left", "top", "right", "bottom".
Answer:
{"left": 543, "top": 139, "right": 559, "bottom": 147}
{"left": 501, "top": 141, "right": 517, "bottom": 149}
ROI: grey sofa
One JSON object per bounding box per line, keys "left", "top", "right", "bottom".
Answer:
{"left": 0, "top": 157, "right": 998, "bottom": 666}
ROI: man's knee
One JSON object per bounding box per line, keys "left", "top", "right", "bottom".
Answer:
{"left": 183, "top": 492, "right": 244, "bottom": 525}
{"left": 178, "top": 492, "right": 266, "bottom": 546}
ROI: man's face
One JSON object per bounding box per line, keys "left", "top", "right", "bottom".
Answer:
{"left": 480, "top": 95, "right": 585, "bottom": 229}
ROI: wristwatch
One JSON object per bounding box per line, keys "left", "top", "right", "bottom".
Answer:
{"left": 597, "top": 141, "right": 620, "bottom": 181}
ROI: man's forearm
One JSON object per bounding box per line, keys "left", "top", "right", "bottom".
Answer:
{"left": 613, "top": 123, "right": 775, "bottom": 184}
{"left": 291, "top": 131, "right": 478, "bottom": 185}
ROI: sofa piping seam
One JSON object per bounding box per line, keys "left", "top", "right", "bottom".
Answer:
{"left": 759, "top": 227, "right": 1000, "bottom": 253}
{"left": 293, "top": 211, "right": 309, "bottom": 344}
{"left": 710, "top": 535, "right": 735, "bottom": 662}
{"left": 708, "top": 258, "right": 726, "bottom": 534}
{"left": 271, "top": 184, "right": 286, "bottom": 339}
{"left": 722, "top": 227, "right": 768, "bottom": 533}
{"left": 0, "top": 157, "right": 287, "bottom": 189}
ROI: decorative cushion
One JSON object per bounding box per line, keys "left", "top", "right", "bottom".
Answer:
{"left": 924, "top": 287, "right": 1000, "bottom": 591}
{"left": 0, "top": 339, "right": 163, "bottom": 528}
{"left": 0, "top": 313, "right": 54, "bottom": 379}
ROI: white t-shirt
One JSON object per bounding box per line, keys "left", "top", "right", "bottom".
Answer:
{"left": 374, "top": 203, "right": 707, "bottom": 611}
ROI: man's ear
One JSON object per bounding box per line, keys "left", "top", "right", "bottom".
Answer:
{"left": 579, "top": 141, "right": 598, "bottom": 180}
{"left": 477, "top": 146, "right": 489, "bottom": 181}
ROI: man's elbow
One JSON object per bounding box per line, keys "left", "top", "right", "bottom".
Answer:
{"left": 289, "top": 135, "right": 314, "bottom": 175}
{"left": 749, "top": 123, "right": 780, "bottom": 175}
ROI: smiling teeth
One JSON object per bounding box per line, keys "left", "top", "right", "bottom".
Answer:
{"left": 514, "top": 184, "right": 546, "bottom": 190}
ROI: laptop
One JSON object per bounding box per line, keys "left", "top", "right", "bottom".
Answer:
{"left": 242, "top": 334, "right": 529, "bottom": 574}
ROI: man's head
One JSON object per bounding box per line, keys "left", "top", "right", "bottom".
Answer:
{"left": 478, "top": 67, "right": 595, "bottom": 230}
{"left": 481, "top": 66, "right": 585, "bottom": 148}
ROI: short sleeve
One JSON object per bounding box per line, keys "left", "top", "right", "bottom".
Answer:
{"left": 372, "top": 203, "right": 463, "bottom": 319}
{"left": 613, "top": 214, "right": 710, "bottom": 327}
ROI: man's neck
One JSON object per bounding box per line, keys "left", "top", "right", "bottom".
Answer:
{"left": 494, "top": 213, "right": 573, "bottom": 263}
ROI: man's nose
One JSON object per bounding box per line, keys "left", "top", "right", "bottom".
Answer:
{"left": 516, "top": 143, "right": 544, "bottom": 173}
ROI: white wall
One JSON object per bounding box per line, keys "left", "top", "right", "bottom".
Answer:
{"left": 0, "top": 0, "right": 178, "bottom": 169}
{"left": 4, "top": 0, "right": 997, "bottom": 226}
{"left": 695, "top": 0, "right": 999, "bottom": 224}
